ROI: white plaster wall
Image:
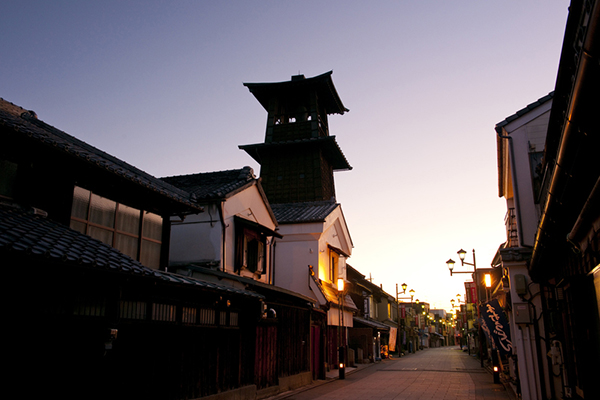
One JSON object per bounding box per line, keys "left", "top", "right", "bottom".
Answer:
{"left": 506, "top": 263, "right": 547, "bottom": 400}
{"left": 169, "top": 203, "right": 222, "bottom": 264}
{"left": 273, "top": 235, "right": 320, "bottom": 299}
{"left": 221, "top": 185, "right": 278, "bottom": 280}
{"left": 503, "top": 101, "right": 551, "bottom": 247}
{"left": 169, "top": 184, "right": 278, "bottom": 285}
{"left": 273, "top": 205, "right": 353, "bottom": 301}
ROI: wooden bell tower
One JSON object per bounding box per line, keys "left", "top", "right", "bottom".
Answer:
{"left": 239, "top": 71, "right": 352, "bottom": 204}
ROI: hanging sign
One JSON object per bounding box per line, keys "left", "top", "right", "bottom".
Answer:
{"left": 389, "top": 327, "right": 397, "bottom": 352}
{"left": 465, "top": 282, "right": 477, "bottom": 304}
{"left": 479, "top": 299, "right": 513, "bottom": 357}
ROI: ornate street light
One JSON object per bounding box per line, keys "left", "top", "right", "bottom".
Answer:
{"left": 446, "top": 248, "right": 483, "bottom": 367}
{"left": 396, "top": 284, "right": 416, "bottom": 356}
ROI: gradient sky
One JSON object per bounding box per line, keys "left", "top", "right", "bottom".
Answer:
{"left": 1, "top": 1, "right": 569, "bottom": 311}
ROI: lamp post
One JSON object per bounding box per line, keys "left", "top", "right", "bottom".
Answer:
{"left": 396, "top": 284, "right": 415, "bottom": 356}
{"left": 337, "top": 278, "right": 345, "bottom": 379}
{"left": 446, "top": 249, "right": 484, "bottom": 367}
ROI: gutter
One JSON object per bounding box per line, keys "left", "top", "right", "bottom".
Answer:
{"left": 530, "top": 1, "right": 600, "bottom": 276}
{"left": 566, "top": 177, "right": 600, "bottom": 252}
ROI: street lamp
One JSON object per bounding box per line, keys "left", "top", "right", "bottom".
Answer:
{"left": 446, "top": 248, "right": 483, "bottom": 367}
{"left": 337, "top": 278, "right": 345, "bottom": 379}
{"left": 396, "top": 284, "right": 415, "bottom": 356}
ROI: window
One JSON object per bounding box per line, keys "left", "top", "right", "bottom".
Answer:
{"left": 329, "top": 250, "right": 339, "bottom": 283}
{"left": 235, "top": 226, "right": 265, "bottom": 274}
{"left": 0, "top": 159, "right": 18, "bottom": 199}
{"left": 233, "top": 216, "right": 280, "bottom": 276}
{"left": 529, "top": 151, "right": 544, "bottom": 201}
{"left": 70, "top": 186, "right": 163, "bottom": 269}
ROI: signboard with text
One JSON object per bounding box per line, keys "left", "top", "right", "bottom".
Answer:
{"left": 479, "top": 299, "right": 513, "bottom": 357}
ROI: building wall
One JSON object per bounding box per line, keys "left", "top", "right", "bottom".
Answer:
{"left": 169, "top": 185, "right": 277, "bottom": 284}
{"left": 273, "top": 206, "right": 352, "bottom": 300}
{"left": 169, "top": 203, "right": 222, "bottom": 266}
{"left": 501, "top": 101, "right": 551, "bottom": 247}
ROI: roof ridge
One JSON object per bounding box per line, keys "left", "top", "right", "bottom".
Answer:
{"left": 162, "top": 166, "right": 254, "bottom": 181}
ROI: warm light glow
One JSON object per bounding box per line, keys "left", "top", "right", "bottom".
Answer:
{"left": 401, "top": 282, "right": 408, "bottom": 292}
{"left": 484, "top": 274, "right": 492, "bottom": 288}
{"left": 337, "top": 278, "right": 345, "bottom": 292}
{"left": 493, "top": 366, "right": 499, "bottom": 372}
{"left": 339, "top": 363, "right": 344, "bottom": 368}
{"left": 446, "top": 259, "right": 455, "bottom": 271}
{"left": 457, "top": 249, "right": 467, "bottom": 261}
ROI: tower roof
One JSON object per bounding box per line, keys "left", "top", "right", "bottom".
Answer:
{"left": 243, "top": 71, "right": 349, "bottom": 115}
{"left": 239, "top": 136, "right": 352, "bottom": 171}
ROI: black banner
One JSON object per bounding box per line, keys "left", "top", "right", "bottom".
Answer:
{"left": 479, "top": 299, "right": 513, "bottom": 357}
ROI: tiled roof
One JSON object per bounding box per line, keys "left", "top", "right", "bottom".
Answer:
{"left": 243, "top": 71, "right": 349, "bottom": 115}
{"left": 271, "top": 201, "right": 339, "bottom": 223}
{"left": 0, "top": 202, "right": 159, "bottom": 275}
{"left": 495, "top": 92, "right": 554, "bottom": 132}
{"left": 0, "top": 98, "right": 201, "bottom": 211}
{"left": 180, "top": 263, "right": 314, "bottom": 303}
{"left": 0, "top": 203, "right": 262, "bottom": 298}
{"left": 317, "top": 278, "right": 358, "bottom": 311}
{"left": 239, "top": 136, "right": 352, "bottom": 171}
{"left": 161, "top": 167, "right": 256, "bottom": 200}
{"left": 353, "top": 316, "right": 391, "bottom": 331}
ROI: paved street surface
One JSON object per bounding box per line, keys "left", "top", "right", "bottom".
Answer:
{"left": 271, "top": 346, "right": 513, "bottom": 400}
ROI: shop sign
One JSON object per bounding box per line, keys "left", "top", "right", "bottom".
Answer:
{"left": 479, "top": 299, "right": 513, "bottom": 356}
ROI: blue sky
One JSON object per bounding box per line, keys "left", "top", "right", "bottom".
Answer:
{"left": 1, "top": 1, "right": 569, "bottom": 310}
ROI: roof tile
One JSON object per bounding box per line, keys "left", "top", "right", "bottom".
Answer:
{"left": 271, "top": 201, "right": 339, "bottom": 223}
{"left": 0, "top": 98, "right": 200, "bottom": 211}
{"left": 162, "top": 167, "right": 256, "bottom": 200}
{"left": 0, "top": 202, "right": 261, "bottom": 298}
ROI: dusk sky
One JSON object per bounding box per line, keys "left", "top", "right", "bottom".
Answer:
{"left": 1, "top": 1, "right": 569, "bottom": 310}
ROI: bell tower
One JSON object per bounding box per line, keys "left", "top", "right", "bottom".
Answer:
{"left": 239, "top": 71, "right": 352, "bottom": 204}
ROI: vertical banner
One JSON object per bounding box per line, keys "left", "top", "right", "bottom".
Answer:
{"left": 389, "top": 327, "right": 397, "bottom": 352}
{"left": 400, "top": 304, "right": 406, "bottom": 319}
{"left": 465, "top": 282, "right": 477, "bottom": 304}
{"left": 479, "top": 299, "right": 513, "bottom": 357}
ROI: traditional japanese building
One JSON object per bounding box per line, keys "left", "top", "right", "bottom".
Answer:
{"left": 239, "top": 71, "right": 352, "bottom": 204}
{"left": 240, "top": 71, "right": 357, "bottom": 378}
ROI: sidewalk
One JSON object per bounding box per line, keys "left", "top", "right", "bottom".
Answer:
{"left": 267, "top": 346, "right": 514, "bottom": 400}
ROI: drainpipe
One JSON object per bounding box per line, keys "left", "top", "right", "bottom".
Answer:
{"left": 271, "top": 238, "right": 277, "bottom": 285}
{"left": 218, "top": 201, "right": 226, "bottom": 272}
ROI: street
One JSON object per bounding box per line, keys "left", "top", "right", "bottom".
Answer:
{"left": 271, "top": 347, "right": 513, "bottom": 400}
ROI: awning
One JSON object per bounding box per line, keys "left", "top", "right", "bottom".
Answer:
{"left": 353, "top": 316, "right": 390, "bottom": 331}
{"left": 234, "top": 215, "right": 282, "bottom": 238}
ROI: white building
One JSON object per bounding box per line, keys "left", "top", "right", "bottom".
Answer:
{"left": 494, "top": 93, "right": 553, "bottom": 400}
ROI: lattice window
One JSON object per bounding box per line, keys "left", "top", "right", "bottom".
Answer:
{"left": 120, "top": 301, "right": 147, "bottom": 320}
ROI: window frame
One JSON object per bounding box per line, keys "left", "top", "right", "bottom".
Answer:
{"left": 70, "top": 186, "right": 163, "bottom": 269}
